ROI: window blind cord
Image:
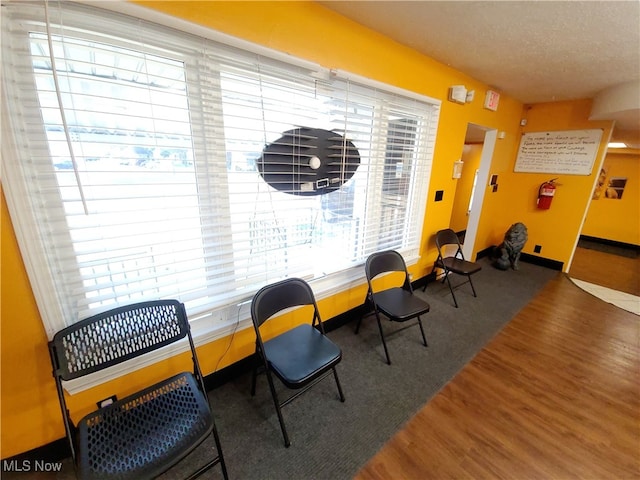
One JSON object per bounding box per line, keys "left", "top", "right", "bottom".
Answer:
{"left": 340, "top": 80, "right": 351, "bottom": 186}
{"left": 5, "top": 0, "right": 437, "bottom": 337}
{"left": 44, "top": 0, "right": 89, "bottom": 215}
{"left": 294, "top": 127, "right": 299, "bottom": 193}
{"left": 138, "top": 23, "right": 162, "bottom": 187}
{"left": 254, "top": 62, "right": 287, "bottom": 278}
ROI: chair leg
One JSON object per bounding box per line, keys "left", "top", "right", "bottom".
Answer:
{"left": 185, "top": 419, "right": 229, "bottom": 480}
{"left": 443, "top": 269, "right": 459, "bottom": 308}
{"left": 468, "top": 275, "right": 478, "bottom": 297}
{"left": 416, "top": 316, "right": 428, "bottom": 347}
{"left": 212, "top": 424, "right": 230, "bottom": 480}
{"left": 263, "top": 368, "right": 291, "bottom": 448}
{"left": 374, "top": 311, "right": 392, "bottom": 365}
{"left": 422, "top": 265, "right": 437, "bottom": 292}
{"left": 332, "top": 367, "right": 345, "bottom": 402}
{"left": 211, "top": 425, "right": 230, "bottom": 480}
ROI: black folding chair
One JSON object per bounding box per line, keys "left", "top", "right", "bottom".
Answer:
{"left": 356, "top": 250, "right": 429, "bottom": 365}
{"left": 429, "top": 228, "right": 482, "bottom": 307}
{"left": 48, "top": 300, "right": 228, "bottom": 480}
{"left": 250, "top": 278, "right": 345, "bottom": 447}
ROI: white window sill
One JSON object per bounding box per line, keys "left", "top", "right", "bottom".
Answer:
{"left": 61, "top": 253, "right": 418, "bottom": 395}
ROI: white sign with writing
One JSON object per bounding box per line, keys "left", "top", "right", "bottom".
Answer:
{"left": 514, "top": 129, "right": 602, "bottom": 175}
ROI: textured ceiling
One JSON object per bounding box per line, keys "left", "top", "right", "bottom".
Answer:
{"left": 319, "top": 1, "right": 640, "bottom": 142}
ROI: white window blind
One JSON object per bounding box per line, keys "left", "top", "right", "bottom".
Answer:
{"left": 2, "top": 1, "right": 440, "bottom": 339}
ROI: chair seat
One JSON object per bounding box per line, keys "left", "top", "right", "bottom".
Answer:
{"left": 264, "top": 323, "right": 342, "bottom": 389}
{"left": 438, "top": 257, "right": 482, "bottom": 275}
{"left": 372, "top": 287, "right": 430, "bottom": 322}
{"left": 78, "top": 372, "right": 213, "bottom": 480}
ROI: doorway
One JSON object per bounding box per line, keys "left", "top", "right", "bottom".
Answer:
{"left": 568, "top": 148, "right": 639, "bottom": 297}
{"left": 449, "top": 123, "right": 497, "bottom": 260}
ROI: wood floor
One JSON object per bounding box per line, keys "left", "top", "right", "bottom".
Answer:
{"left": 570, "top": 245, "right": 639, "bottom": 297}
{"left": 354, "top": 258, "right": 640, "bottom": 479}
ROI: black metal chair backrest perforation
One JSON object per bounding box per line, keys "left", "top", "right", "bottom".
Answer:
{"left": 48, "top": 299, "right": 229, "bottom": 480}
{"left": 51, "top": 300, "right": 188, "bottom": 381}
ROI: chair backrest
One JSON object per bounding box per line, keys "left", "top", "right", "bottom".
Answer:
{"left": 365, "top": 250, "right": 412, "bottom": 291}
{"left": 251, "top": 278, "right": 321, "bottom": 330}
{"left": 435, "top": 229, "right": 465, "bottom": 259}
{"left": 49, "top": 300, "right": 190, "bottom": 381}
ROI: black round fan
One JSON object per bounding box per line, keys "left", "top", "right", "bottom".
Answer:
{"left": 257, "top": 127, "right": 360, "bottom": 196}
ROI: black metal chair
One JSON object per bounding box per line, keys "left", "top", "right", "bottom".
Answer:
{"left": 250, "top": 277, "right": 345, "bottom": 447}
{"left": 356, "top": 250, "right": 429, "bottom": 365}
{"left": 429, "top": 228, "right": 482, "bottom": 307}
{"left": 48, "top": 300, "right": 228, "bottom": 480}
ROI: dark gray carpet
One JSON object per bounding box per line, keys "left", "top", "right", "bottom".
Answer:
{"left": 160, "top": 257, "right": 558, "bottom": 480}
{"left": 30, "top": 258, "right": 555, "bottom": 480}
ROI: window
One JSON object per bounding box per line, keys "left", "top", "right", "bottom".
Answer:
{"left": 2, "top": 2, "right": 440, "bottom": 340}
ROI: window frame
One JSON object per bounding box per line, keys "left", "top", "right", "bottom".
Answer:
{"left": 2, "top": 1, "right": 440, "bottom": 393}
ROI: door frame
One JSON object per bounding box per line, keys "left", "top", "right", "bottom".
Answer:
{"left": 462, "top": 126, "right": 497, "bottom": 260}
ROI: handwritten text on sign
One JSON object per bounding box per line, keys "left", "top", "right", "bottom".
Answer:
{"left": 514, "top": 129, "right": 602, "bottom": 175}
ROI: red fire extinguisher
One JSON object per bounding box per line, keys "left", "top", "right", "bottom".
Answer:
{"left": 537, "top": 178, "right": 558, "bottom": 210}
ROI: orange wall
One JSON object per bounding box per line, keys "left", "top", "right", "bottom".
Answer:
{"left": 1, "top": 0, "right": 610, "bottom": 457}
{"left": 450, "top": 144, "right": 482, "bottom": 233}
{"left": 472, "top": 100, "right": 613, "bottom": 270}
{"left": 581, "top": 151, "right": 640, "bottom": 245}
{"left": 1, "top": 188, "right": 64, "bottom": 453}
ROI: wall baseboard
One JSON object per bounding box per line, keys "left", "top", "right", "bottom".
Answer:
{"left": 3, "top": 256, "right": 559, "bottom": 464}
{"left": 477, "top": 245, "right": 563, "bottom": 271}
{"left": 580, "top": 235, "right": 640, "bottom": 251}
{"left": 520, "top": 252, "right": 564, "bottom": 271}
{"left": 2, "top": 301, "right": 369, "bottom": 465}
{"left": 1, "top": 438, "right": 70, "bottom": 468}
